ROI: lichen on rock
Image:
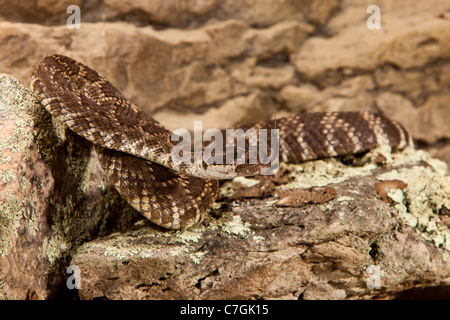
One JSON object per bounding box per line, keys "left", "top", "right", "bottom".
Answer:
{"left": 377, "top": 157, "right": 450, "bottom": 251}
{"left": 68, "top": 145, "right": 450, "bottom": 300}
{"left": 0, "top": 73, "right": 142, "bottom": 299}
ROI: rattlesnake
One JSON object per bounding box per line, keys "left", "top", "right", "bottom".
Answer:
{"left": 31, "top": 54, "right": 413, "bottom": 229}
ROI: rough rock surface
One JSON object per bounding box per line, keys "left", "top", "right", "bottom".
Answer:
{"left": 0, "top": 0, "right": 450, "bottom": 300}
{"left": 0, "top": 74, "right": 142, "bottom": 299}
{"left": 0, "top": 0, "right": 449, "bottom": 167}
{"left": 71, "top": 146, "right": 450, "bottom": 300}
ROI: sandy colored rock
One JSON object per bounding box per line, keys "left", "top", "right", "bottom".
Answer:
{"left": 292, "top": 1, "right": 450, "bottom": 77}
{"left": 0, "top": 0, "right": 338, "bottom": 28}
{"left": 0, "top": 74, "right": 141, "bottom": 299}
{"left": 428, "top": 145, "right": 450, "bottom": 175}
{"left": 377, "top": 92, "right": 450, "bottom": 144}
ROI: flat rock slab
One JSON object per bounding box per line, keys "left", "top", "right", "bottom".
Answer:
{"left": 72, "top": 147, "right": 450, "bottom": 300}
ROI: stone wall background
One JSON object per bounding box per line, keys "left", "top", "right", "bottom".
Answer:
{"left": 0, "top": 0, "right": 449, "bottom": 166}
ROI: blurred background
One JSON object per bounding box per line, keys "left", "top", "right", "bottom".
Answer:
{"left": 0, "top": 0, "right": 449, "bottom": 168}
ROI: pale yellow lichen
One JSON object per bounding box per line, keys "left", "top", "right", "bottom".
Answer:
{"left": 51, "top": 117, "right": 67, "bottom": 142}
{"left": 79, "top": 151, "right": 103, "bottom": 193}
{"left": 253, "top": 235, "right": 266, "bottom": 244}
{"left": 264, "top": 199, "right": 278, "bottom": 207}
{"left": 279, "top": 157, "right": 378, "bottom": 190}
{"left": 0, "top": 169, "right": 16, "bottom": 184}
{"left": 337, "top": 196, "right": 355, "bottom": 202}
{"left": 377, "top": 156, "right": 450, "bottom": 251}
{"left": 214, "top": 212, "right": 252, "bottom": 238}
{"left": 40, "top": 233, "right": 65, "bottom": 266}
{"left": 75, "top": 228, "right": 165, "bottom": 261}
{"left": 0, "top": 155, "right": 11, "bottom": 165}
{"left": 277, "top": 146, "right": 425, "bottom": 191}
{"left": 190, "top": 250, "right": 209, "bottom": 264}
{"left": 73, "top": 208, "right": 254, "bottom": 265}
{"left": 0, "top": 74, "right": 39, "bottom": 257}
{"left": 170, "top": 227, "right": 205, "bottom": 245}
{"left": 233, "top": 176, "right": 261, "bottom": 188}
{"left": 0, "top": 193, "right": 27, "bottom": 256}
{"left": 168, "top": 247, "right": 184, "bottom": 257}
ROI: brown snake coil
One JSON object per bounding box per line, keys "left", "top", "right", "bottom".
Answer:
{"left": 31, "top": 54, "right": 413, "bottom": 229}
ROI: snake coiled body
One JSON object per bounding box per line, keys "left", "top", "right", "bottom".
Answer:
{"left": 31, "top": 54, "right": 413, "bottom": 229}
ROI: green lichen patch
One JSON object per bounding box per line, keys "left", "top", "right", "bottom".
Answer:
{"left": 74, "top": 208, "right": 255, "bottom": 265}
{"left": 277, "top": 153, "right": 379, "bottom": 190}
{"left": 0, "top": 75, "right": 38, "bottom": 160}
{"left": 74, "top": 228, "right": 165, "bottom": 261}
{"left": 0, "top": 74, "right": 40, "bottom": 257}
{"left": 0, "top": 169, "right": 16, "bottom": 184}
{"left": 213, "top": 212, "right": 252, "bottom": 237}
{"left": 0, "top": 193, "right": 27, "bottom": 256}
{"left": 377, "top": 156, "right": 450, "bottom": 251}
{"left": 39, "top": 232, "right": 65, "bottom": 266}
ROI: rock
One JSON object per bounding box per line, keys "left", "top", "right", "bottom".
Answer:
{"left": 281, "top": 76, "right": 377, "bottom": 114}
{"left": 428, "top": 144, "right": 450, "bottom": 172}
{"left": 0, "top": 74, "right": 141, "bottom": 299}
{"left": 154, "top": 90, "right": 277, "bottom": 132}
{"left": 71, "top": 146, "right": 450, "bottom": 300}
{"left": 377, "top": 92, "right": 450, "bottom": 144}
{"left": 292, "top": 1, "right": 450, "bottom": 78}
{"left": 0, "top": 0, "right": 338, "bottom": 28}
{"left": 0, "top": 19, "right": 311, "bottom": 121}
